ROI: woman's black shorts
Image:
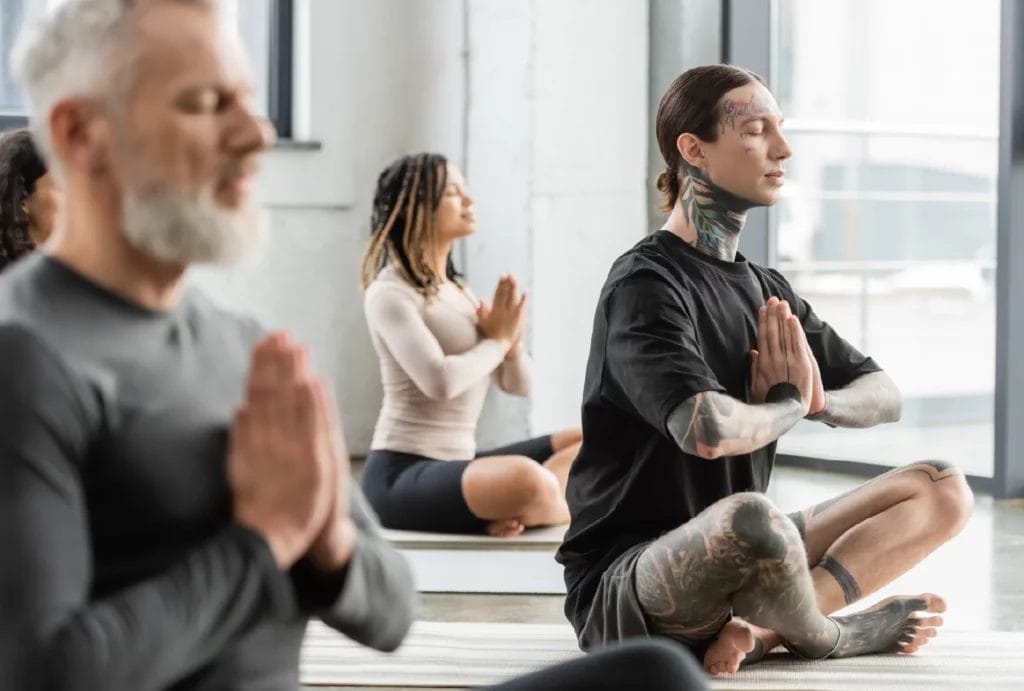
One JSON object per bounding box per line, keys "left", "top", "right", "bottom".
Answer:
{"left": 361, "top": 435, "right": 554, "bottom": 533}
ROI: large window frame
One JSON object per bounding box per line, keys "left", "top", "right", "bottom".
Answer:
{"left": 265, "top": 0, "right": 294, "bottom": 140}
{"left": 994, "top": 0, "right": 1024, "bottom": 499}
{"left": 723, "top": 0, "right": 1022, "bottom": 498}
{"left": 0, "top": 0, "right": 295, "bottom": 138}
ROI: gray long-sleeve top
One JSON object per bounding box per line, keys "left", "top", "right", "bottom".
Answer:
{"left": 0, "top": 254, "right": 415, "bottom": 691}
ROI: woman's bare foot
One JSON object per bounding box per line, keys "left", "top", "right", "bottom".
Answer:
{"left": 703, "top": 618, "right": 756, "bottom": 675}
{"left": 485, "top": 518, "right": 525, "bottom": 537}
{"left": 820, "top": 593, "right": 946, "bottom": 659}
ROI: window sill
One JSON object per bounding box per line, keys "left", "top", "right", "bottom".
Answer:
{"left": 0, "top": 115, "right": 29, "bottom": 130}
{"left": 272, "top": 138, "right": 322, "bottom": 152}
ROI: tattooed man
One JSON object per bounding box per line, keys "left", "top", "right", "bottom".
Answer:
{"left": 555, "top": 64, "right": 974, "bottom": 676}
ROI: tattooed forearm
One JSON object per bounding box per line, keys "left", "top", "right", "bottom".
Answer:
{"left": 667, "top": 390, "right": 804, "bottom": 460}
{"left": 810, "top": 371, "right": 901, "bottom": 428}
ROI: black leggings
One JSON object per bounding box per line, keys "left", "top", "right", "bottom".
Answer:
{"left": 487, "top": 639, "right": 708, "bottom": 691}
{"left": 361, "top": 436, "right": 555, "bottom": 533}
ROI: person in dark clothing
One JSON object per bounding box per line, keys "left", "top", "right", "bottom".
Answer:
{"left": 0, "top": 128, "right": 60, "bottom": 271}
{"left": 1, "top": 1, "right": 413, "bottom": 689}
{"left": 489, "top": 638, "right": 708, "bottom": 691}
{"left": 556, "top": 64, "right": 975, "bottom": 676}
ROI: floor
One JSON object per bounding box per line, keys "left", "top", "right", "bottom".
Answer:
{"left": 780, "top": 421, "right": 995, "bottom": 478}
{"left": 308, "top": 465, "right": 1024, "bottom": 690}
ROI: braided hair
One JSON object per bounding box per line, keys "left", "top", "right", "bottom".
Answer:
{"left": 360, "top": 153, "right": 463, "bottom": 296}
{"left": 0, "top": 129, "right": 47, "bottom": 272}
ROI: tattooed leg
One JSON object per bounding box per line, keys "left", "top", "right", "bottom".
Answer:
{"left": 796, "top": 460, "right": 972, "bottom": 614}
{"left": 817, "top": 555, "right": 860, "bottom": 605}
{"left": 635, "top": 492, "right": 942, "bottom": 674}
{"left": 737, "top": 461, "right": 973, "bottom": 661}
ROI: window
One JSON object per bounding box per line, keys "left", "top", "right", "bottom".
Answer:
{"left": 770, "top": 0, "right": 1001, "bottom": 477}
{"left": 0, "top": 0, "right": 46, "bottom": 128}
{"left": 236, "top": 0, "right": 293, "bottom": 139}
{"left": 0, "top": 0, "right": 293, "bottom": 137}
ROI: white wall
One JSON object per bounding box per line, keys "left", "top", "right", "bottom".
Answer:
{"left": 528, "top": 0, "right": 650, "bottom": 432}
{"left": 192, "top": 0, "right": 468, "bottom": 454}
{"left": 648, "top": 0, "right": 722, "bottom": 231}
{"left": 193, "top": 0, "right": 650, "bottom": 453}
{"left": 462, "top": 0, "right": 535, "bottom": 448}
{"left": 465, "top": 0, "right": 650, "bottom": 440}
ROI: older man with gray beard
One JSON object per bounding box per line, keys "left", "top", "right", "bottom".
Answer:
{"left": 0, "top": 1, "right": 414, "bottom": 689}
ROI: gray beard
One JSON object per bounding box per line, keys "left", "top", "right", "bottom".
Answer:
{"left": 121, "top": 185, "right": 265, "bottom": 267}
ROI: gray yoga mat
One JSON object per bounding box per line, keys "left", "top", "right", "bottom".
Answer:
{"left": 382, "top": 525, "right": 566, "bottom": 551}
{"left": 301, "top": 620, "right": 1024, "bottom": 690}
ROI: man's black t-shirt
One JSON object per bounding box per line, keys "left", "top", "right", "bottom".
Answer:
{"left": 555, "top": 230, "right": 881, "bottom": 635}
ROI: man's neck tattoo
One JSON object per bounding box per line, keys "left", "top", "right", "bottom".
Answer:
{"left": 677, "top": 91, "right": 783, "bottom": 261}
{"left": 679, "top": 162, "right": 755, "bottom": 261}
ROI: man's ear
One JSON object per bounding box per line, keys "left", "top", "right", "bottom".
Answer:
{"left": 48, "top": 97, "right": 113, "bottom": 178}
{"left": 677, "top": 132, "right": 707, "bottom": 169}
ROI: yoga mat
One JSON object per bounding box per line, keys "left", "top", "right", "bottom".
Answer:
{"left": 383, "top": 525, "right": 566, "bottom": 551}
{"left": 400, "top": 549, "right": 566, "bottom": 594}
{"left": 301, "top": 620, "right": 1024, "bottom": 690}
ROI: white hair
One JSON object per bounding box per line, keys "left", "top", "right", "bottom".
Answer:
{"left": 10, "top": 0, "right": 215, "bottom": 169}
{"left": 10, "top": 0, "right": 263, "bottom": 267}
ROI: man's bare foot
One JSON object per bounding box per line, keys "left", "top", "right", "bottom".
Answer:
{"left": 813, "top": 593, "right": 946, "bottom": 659}
{"left": 703, "top": 618, "right": 756, "bottom": 675}
{"left": 485, "top": 518, "right": 525, "bottom": 537}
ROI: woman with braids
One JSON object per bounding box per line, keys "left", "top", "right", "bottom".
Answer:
{"left": 359, "top": 153, "right": 582, "bottom": 537}
{"left": 0, "top": 128, "right": 59, "bottom": 272}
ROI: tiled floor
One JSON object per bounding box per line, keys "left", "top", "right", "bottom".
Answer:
{"left": 310, "top": 465, "right": 1024, "bottom": 689}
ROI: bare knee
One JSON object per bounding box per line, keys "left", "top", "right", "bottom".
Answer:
{"left": 918, "top": 462, "right": 973, "bottom": 538}
{"left": 504, "top": 457, "right": 561, "bottom": 510}
{"left": 898, "top": 461, "right": 973, "bottom": 535}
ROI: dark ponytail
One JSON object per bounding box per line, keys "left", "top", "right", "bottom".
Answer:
{"left": 655, "top": 168, "right": 681, "bottom": 214}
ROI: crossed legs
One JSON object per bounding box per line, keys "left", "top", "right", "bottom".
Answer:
{"left": 794, "top": 461, "right": 973, "bottom": 614}
{"left": 634, "top": 461, "right": 972, "bottom": 674}
{"left": 462, "top": 428, "right": 582, "bottom": 536}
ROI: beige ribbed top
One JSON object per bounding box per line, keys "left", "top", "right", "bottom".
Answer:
{"left": 364, "top": 267, "right": 531, "bottom": 460}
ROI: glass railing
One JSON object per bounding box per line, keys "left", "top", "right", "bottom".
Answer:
{"left": 775, "top": 259, "right": 995, "bottom": 477}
